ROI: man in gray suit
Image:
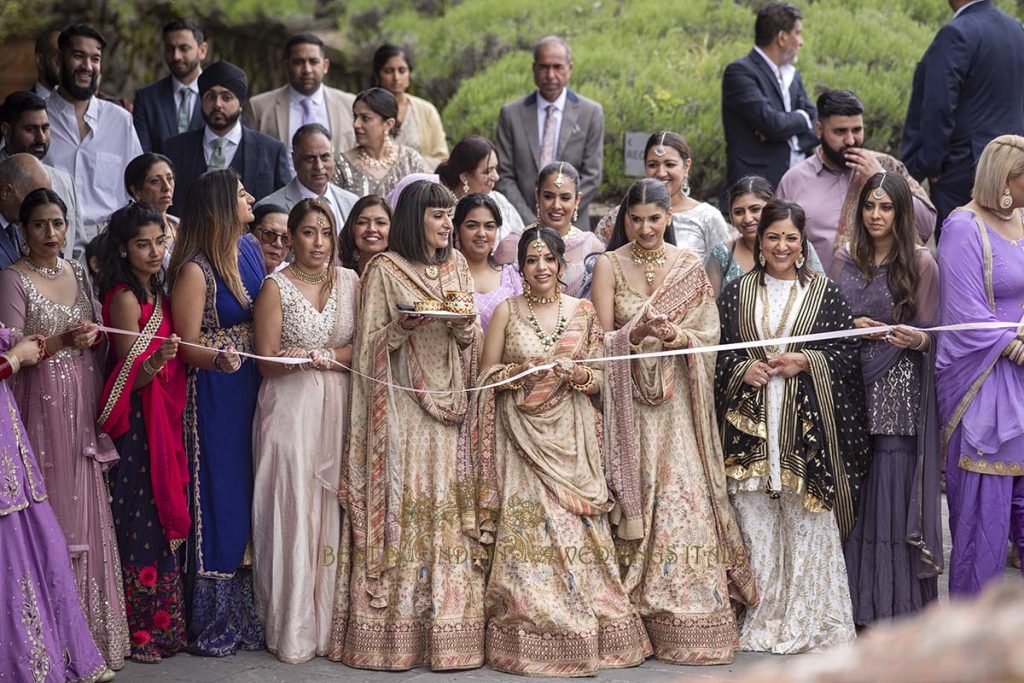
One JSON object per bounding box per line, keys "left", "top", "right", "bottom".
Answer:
{"left": 243, "top": 34, "right": 356, "bottom": 176}
{"left": 0, "top": 90, "right": 82, "bottom": 261}
{"left": 255, "top": 124, "right": 358, "bottom": 235}
{"left": 495, "top": 36, "right": 604, "bottom": 228}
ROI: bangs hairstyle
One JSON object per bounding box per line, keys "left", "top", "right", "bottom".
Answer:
{"left": 753, "top": 198, "right": 811, "bottom": 285}
{"left": 388, "top": 179, "right": 455, "bottom": 265}
{"left": 607, "top": 178, "right": 677, "bottom": 251}
{"left": 852, "top": 172, "right": 920, "bottom": 322}
{"left": 288, "top": 198, "right": 337, "bottom": 293}
{"left": 340, "top": 194, "right": 391, "bottom": 270}
{"left": 18, "top": 187, "right": 66, "bottom": 228}
{"left": 517, "top": 226, "right": 567, "bottom": 284}
{"left": 972, "top": 134, "right": 1024, "bottom": 211}
{"left": 96, "top": 202, "right": 166, "bottom": 303}
{"left": 124, "top": 152, "right": 174, "bottom": 198}
{"left": 643, "top": 131, "right": 691, "bottom": 162}
{"left": 168, "top": 168, "right": 251, "bottom": 307}
{"left": 453, "top": 192, "right": 502, "bottom": 270}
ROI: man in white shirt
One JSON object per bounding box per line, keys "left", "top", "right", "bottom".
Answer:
{"left": 495, "top": 36, "right": 605, "bottom": 227}
{"left": 31, "top": 30, "right": 60, "bottom": 100}
{"left": 133, "top": 18, "right": 208, "bottom": 153}
{"left": 43, "top": 24, "right": 143, "bottom": 257}
{"left": 243, "top": 34, "right": 356, "bottom": 175}
{"left": 0, "top": 90, "right": 83, "bottom": 261}
{"left": 256, "top": 123, "right": 358, "bottom": 234}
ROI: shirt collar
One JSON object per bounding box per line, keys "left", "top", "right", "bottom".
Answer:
{"left": 34, "top": 82, "right": 52, "bottom": 99}
{"left": 811, "top": 147, "right": 850, "bottom": 177}
{"left": 954, "top": 0, "right": 986, "bottom": 18}
{"left": 298, "top": 181, "right": 328, "bottom": 200}
{"left": 172, "top": 73, "right": 201, "bottom": 97}
{"left": 752, "top": 46, "right": 794, "bottom": 81}
{"left": 203, "top": 120, "right": 243, "bottom": 147}
{"left": 537, "top": 88, "right": 568, "bottom": 112}
{"left": 290, "top": 85, "right": 324, "bottom": 105}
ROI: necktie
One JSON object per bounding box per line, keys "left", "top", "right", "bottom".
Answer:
{"left": 209, "top": 137, "right": 228, "bottom": 170}
{"left": 540, "top": 104, "right": 557, "bottom": 167}
{"left": 177, "top": 89, "right": 193, "bottom": 134}
{"left": 301, "top": 97, "right": 315, "bottom": 127}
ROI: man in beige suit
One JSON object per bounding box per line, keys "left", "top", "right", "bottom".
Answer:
{"left": 243, "top": 34, "right": 356, "bottom": 175}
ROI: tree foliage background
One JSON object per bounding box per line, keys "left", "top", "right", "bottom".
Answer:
{"left": 4, "top": 0, "right": 1022, "bottom": 201}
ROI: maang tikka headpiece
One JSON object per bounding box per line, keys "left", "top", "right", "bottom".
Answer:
{"left": 531, "top": 229, "right": 545, "bottom": 253}
{"left": 553, "top": 162, "right": 566, "bottom": 188}
{"left": 654, "top": 132, "right": 667, "bottom": 157}
{"left": 872, "top": 172, "right": 888, "bottom": 200}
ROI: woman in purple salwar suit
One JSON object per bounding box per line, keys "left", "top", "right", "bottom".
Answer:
{"left": 936, "top": 135, "right": 1024, "bottom": 596}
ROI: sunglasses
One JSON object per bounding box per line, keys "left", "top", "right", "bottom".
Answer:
{"left": 255, "top": 228, "right": 290, "bottom": 247}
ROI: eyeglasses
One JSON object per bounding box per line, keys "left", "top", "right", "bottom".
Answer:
{"left": 255, "top": 228, "right": 290, "bottom": 247}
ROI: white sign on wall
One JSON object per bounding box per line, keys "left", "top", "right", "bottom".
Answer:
{"left": 624, "top": 132, "right": 650, "bottom": 177}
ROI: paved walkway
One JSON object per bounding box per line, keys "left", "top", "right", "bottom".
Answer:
{"left": 115, "top": 495, "right": 1020, "bottom": 682}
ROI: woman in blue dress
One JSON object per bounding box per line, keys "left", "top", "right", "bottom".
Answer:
{"left": 168, "top": 169, "right": 266, "bottom": 656}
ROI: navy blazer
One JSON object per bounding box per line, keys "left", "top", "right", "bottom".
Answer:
{"left": 721, "top": 50, "right": 817, "bottom": 189}
{"left": 163, "top": 126, "right": 292, "bottom": 216}
{"left": 900, "top": 1, "right": 1024, "bottom": 187}
{"left": 133, "top": 76, "right": 204, "bottom": 154}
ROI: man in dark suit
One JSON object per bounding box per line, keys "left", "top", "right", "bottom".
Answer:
{"left": 495, "top": 36, "right": 604, "bottom": 228}
{"left": 721, "top": 2, "right": 817, "bottom": 190}
{"left": 133, "top": 19, "right": 208, "bottom": 153}
{"left": 163, "top": 61, "right": 291, "bottom": 215}
{"left": 901, "top": 0, "right": 1024, "bottom": 235}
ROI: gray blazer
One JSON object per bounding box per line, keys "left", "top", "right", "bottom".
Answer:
{"left": 255, "top": 177, "right": 359, "bottom": 234}
{"left": 495, "top": 88, "right": 604, "bottom": 229}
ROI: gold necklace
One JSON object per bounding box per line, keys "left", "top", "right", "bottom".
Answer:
{"left": 630, "top": 242, "right": 667, "bottom": 287}
{"left": 423, "top": 264, "right": 439, "bottom": 279}
{"left": 524, "top": 290, "right": 558, "bottom": 305}
{"left": 760, "top": 278, "right": 799, "bottom": 356}
{"left": 525, "top": 295, "right": 567, "bottom": 350}
{"left": 289, "top": 264, "right": 329, "bottom": 285}
{"left": 357, "top": 140, "right": 398, "bottom": 171}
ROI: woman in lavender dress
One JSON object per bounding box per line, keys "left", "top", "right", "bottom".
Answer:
{"left": 455, "top": 193, "right": 521, "bottom": 332}
{"left": 0, "top": 189, "right": 130, "bottom": 672}
{"left": 0, "top": 330, "right": 110, "bottom": 682}
{"left": 830, "top": 173, "right": 942, "bottom": 625}
{"left": 937, "top": 135, "right": 1024, "bottom": 596}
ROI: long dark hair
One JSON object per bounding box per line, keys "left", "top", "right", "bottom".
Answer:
{"left": 607, "top": 178, "right": 677, "bottom": 251}
{"left": 388, "top": 179, "right": 455, "bottom": 265}
{"left": 517, "top": 225, "right": 567, "bottom": 289}
{"left": 453, "top": 192, "right": 502, "bottom": 270}
{"left": 97, "top": 202, "right": 166, "bottom": 303}
{"left": 339, "top": 194, "right": 391, "bottom": 271}
{"left": 753, "top": 198, "right": 811, "bottom": 286}
{"left": 851, "top": 172, "right": 919, "bottom": 323}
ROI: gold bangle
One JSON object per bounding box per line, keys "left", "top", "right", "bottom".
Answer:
{"left": 142, "top": 355, "right": 162, "bottom": 375}
{"left": 569, "top": 365, "right": 596, "bottom": 393}
{"left": 3, "top": 352, "right": 20, "bottom": 375}
{"left": 499, "top": 363, "right": 525, "bottom": 391}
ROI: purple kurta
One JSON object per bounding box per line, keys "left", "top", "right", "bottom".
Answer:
{"left": 936, "top": 210, "right": 1024, "bottom": 595}
{"left": 473, "top": 264, "right": 523, "bottom": 333}
{"left": 0, "top": 328, "right": 106, "bottom": 682}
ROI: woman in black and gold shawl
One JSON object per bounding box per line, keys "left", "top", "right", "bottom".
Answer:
{"left": 715, "top": 199, "right": 870, "bottom": 654}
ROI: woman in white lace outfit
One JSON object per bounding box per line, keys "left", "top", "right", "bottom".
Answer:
{"left": 714, "top": 199, "right": 870, "bottom": 653}
{"left": 252, "top": 198, "right": 359, "bottom": 663}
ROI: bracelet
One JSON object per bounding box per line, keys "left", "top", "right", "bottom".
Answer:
{"left": 569, "top": 365, "right": 596, "bottom": 393}
{"left": 212, "top": 351, "right": 226, "bottom": 372}
{"left": 497, "top": 363, "right": 525, "bottom": 391}
{"left": 913, "top": 333, "right": 929, "bottom": 352}
{"left": 2, "top": 352, "right": 20, "bottom": 376}
{"left": 142, "top": 354, "right": 163, "bottom": 376}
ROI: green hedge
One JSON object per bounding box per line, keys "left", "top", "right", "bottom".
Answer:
{"left": 335, "top": 0, "right": 1020, "bottom": 203}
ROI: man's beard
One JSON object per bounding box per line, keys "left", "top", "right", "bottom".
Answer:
{"left": 59, "top": 68, "right": 98, "bottom": 100}
{"left": 11, "top": 140, "right": 49, "bottom": 161}
{"left": 821, "top": 141, "right": 850, "bottom": 170}
{"left": 42, "top": 62, "right": 60, "bottom": 89}
{"left": 169, "top": 57, "right": 200, "bottom": 81}
{"left": 202, "top": 108, "right": 241, "bottom": 134}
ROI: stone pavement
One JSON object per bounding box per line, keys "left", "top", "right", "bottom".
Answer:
{"left": 115, "top": 495, "right": 1020, "bottom": 683}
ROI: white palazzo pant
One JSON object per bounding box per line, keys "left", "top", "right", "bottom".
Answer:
{"left": 731, "top": 489, "right": 856, "bottom": 653}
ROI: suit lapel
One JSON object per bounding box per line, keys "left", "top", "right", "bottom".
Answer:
{"left": 557, "top": 91, "right": 580, "bottom": 159}
{"left": 160, "top": 77, "right": 178, "bottom": 139}
{"left": 274, "top": 87, "right": 290, "bottom": 145}
{"left": 285, "top": 179, "right": 303, "bottom": 204}
{"left": 748, "top": 50, "right": 786, "bottom": 108}
{"left": 232, "top": 128, "right": 252, "bottom": 180}
{"left": 521, "top": 93, "right": 541, "bottom": 170}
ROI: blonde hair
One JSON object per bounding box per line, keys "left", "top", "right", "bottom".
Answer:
{"left": 168, "top": 169, "right": 250, "bottom": 307}
{"left": 972, "top": 134, "right": 1024, "bottom": 210}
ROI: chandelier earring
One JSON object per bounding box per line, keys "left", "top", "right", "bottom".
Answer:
{"left": 1000, "top": 187, "right": 1014, "bottom": 210}
{"left": 795, "top": 253, "right": 806, "bottom": 269}
{"left": 681, "top": 176, "right": 691, "bottom": 197}
{"left": 758, "top": 251, "right": 766, "bottom": 267}
{"left": 522, "top": 277, "right": 532, "bottom": 297}
{"left": 572, "top": 206, "right": 579, "bottom": 224}
{"left": 462, "top": 179, "right": 470, "bottom": 196}
{"left": 119, "top": 249, "right": 127, "bottom": 258}
{"left": 20, "top": 241, "right": 29, "bottom": 256}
